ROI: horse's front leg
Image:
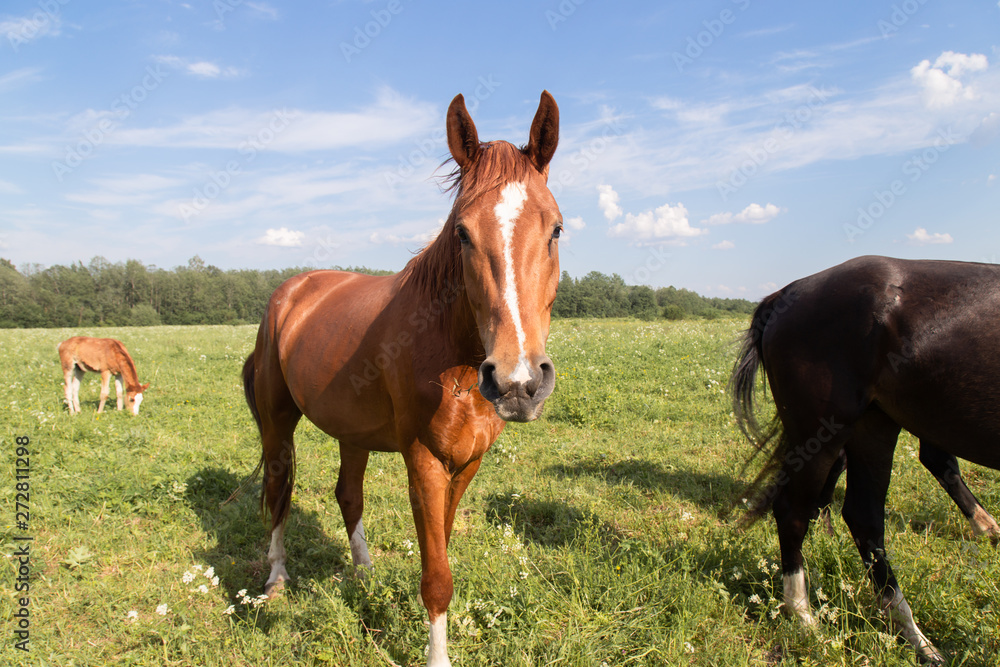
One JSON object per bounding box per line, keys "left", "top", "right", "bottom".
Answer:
{"left": 115, "top": 374, "right": 124, "bottom": 411}
{"left": 98, "top": 370, "right": 111, "bottom": 413}
{"left": 406, "top": 446, "right": 458, "bottom": 667}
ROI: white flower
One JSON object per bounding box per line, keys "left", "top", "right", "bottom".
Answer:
{"left": 211, "top": 576, "right": 220, "bottom": 587}
{"left": 223, "top": 605, "right": 235, "bottom": 615}
{"left": 204, "top": 566, "right": 215, "bottom": 579}
{"left": 237, "top": 589, "right": 247, "bottom": 598}
{"left": 155, "top": 604, "right": 169, "bottom": 616}
{"left": 182, "top": 571, "right": 196, "bottom": 583}
{"left": 197, "top": 584, "right": 209, "bottom": 594}
{"left": 684, "top": 642, "right": 695, "bottom": 653}
{"left": 125, "top": 610, "right": 138, "bottom": 623}
{"left": 748, "top": 594, "right": 762, "bottom": 605}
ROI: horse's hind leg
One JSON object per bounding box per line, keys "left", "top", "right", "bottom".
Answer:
{"left": 919, "top": 440, "right": 1000, "bottom": 543}
{"left": 252, "top": 355, "right": 302, "bottom": 597}
{"left": 841, "top": 408, "right": 944, "bottom": 663}
{"left": 72, "top": 368, "right": 84, "bottom": 413}
{"left": 335, "top": 442, "right": 372, "bottom": 569}
{"left": 63, "top": 366, "right": 77, "bottom": 414}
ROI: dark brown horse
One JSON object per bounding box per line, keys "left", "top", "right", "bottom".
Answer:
{"left": 242, "top": 91, "right": 561, "bottom": 666}
{"left": 732, "top": 255, "right": 1000, "bottom": 664}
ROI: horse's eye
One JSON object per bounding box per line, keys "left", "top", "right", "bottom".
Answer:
{"left": 551, "top": 225, "right": 563, "bottom": 240}
{"left": 456, "top": 225, "right": 470, "bottom": 245}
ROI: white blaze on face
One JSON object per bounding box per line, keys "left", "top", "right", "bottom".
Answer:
{"left": 132, "top": 393, "right": 143, "bottom": 415}
{"left": 494, "top": 181, "right": 531, "bottom": 384}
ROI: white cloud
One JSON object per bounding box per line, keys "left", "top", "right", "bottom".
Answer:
{"left": 565, "top": 216, "right": 586, "bottom": 230}
{"left": 0, "top": 180, "right": 22, "bottom": 194}
{"left": 608, "top": 202, "right": 706, "bottom": 244}
{"left": 906, "top": 227, "right": 953, "bottom": 245}
{"left": 703, "top": 202, "right": 783, "bottom": 225}
{"left": 154, "top": 56, "right": 243, "bottom": 78}
{"left": 257, "top": 227, "right": 304, "bottom": 247}
{"left": 911, "top": 51, "right": 988, "bottom": 109}
{"left": 597, "top": 184, "right": 622, "bottom": 221}
{"left": 713, "top": 240, "right": 735, "bottom": 250}
{"left": 108, "top": 87, "right": 437, "bottom": 152}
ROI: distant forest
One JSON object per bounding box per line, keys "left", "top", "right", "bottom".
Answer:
{"left": 0, "top": 256, "right": 756, "bottom": 328}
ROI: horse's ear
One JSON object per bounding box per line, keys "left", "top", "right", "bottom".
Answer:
{"left": 141, "top": 383, "right": 150, "bottom": 392}
{"left": 447, "top": 94, "right": 480, "bottom": 170}
{"left": 524, "top": 90, "right": 559, "bottom": 177}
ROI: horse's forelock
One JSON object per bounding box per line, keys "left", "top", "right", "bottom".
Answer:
{"left": 440, "top": 141, "right": 537, "bottom": 212}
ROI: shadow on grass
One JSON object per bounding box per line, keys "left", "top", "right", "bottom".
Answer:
{"left": 483, "top": 493, "right": 629, "bottom": 550}
{"left": 184, "top": 467, "right": 350, "bottom": 605}
{"left": 545, "top": 456, "right": 742, "bottom": 511}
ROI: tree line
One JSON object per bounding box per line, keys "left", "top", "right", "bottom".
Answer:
{"left": 0, "top": 257, "right": 755, "bottom": 328}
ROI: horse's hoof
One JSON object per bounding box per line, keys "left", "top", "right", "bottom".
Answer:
{"left": 264, "top": 579, "right": 286, "bottom": 599}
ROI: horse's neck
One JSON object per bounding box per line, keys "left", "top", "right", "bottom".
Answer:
{"left": 113, "top": 348, "right": 141, "bottom": 390}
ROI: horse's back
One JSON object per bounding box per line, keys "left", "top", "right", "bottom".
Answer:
{"left": 760, "top": 255, "right": 1000, "bottom": 466}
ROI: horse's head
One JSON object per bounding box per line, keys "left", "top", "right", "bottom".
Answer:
{"left": 128, "top": 382, "right": 150, "bottom": 415}
{"left": 447, "top": 91, "right": 561, "bottom": 422}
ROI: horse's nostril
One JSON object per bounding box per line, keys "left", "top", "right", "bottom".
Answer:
{"left": 478, "top": 361, "right": 500, "bottom": 401}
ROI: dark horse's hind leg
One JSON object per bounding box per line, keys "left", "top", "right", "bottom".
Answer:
{"left": 335, "top": 441, "right": 372, "bottom": 570}
{"left": 841, "top": 408, "right": 944, "bottom": 664}
{"left": 919, "top": 441, "right": 1000, "bottom": 543}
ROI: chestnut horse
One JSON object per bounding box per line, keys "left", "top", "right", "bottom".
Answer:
{"left": 242, "top": 92, "right": 561, "bottom": 666}
{"left": 59, "top": 336, "right": 149, "bottom": 415}
{"left": 732, "top": 255, "right": 1000, "bottom": 663}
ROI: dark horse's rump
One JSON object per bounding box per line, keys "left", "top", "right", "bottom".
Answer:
{"left": 731, "top": 255, "right": 1000, "bottom": 663}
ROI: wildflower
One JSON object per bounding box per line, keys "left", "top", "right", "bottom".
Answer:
{"left": 252, "top": 594, "right": 268, "bottom": 608}
{"left": 156, "top": 604, "right": 169, "bottom": 616}
{"left": 730, "top": 567, "right": 742, "bottom": 581}
{"left": 204, "top": 566, "right": 215, "bottom": 579}
{"left": 815, "top": 587, "right": 828, "bottom": 602}
{"left": 182, "top": 571, "right": 196, "bottom": 584}
{"left": 125, "top": 610, "right": 138, "bottom": 623}
{"left": 748, "top": 594, "right": 762, "bottom": 605}
{"left": 237, "top": 588, "right": 247, "bottom": 598}
{"left": 684, "top": 642, "right": 695, "bottom": 653}
{"left": 681, "top": 511, "right": 693, "bottom": 522}
{"left": 223, "top": 605, "right": 235, "bottom": 615}
{"left": 211, "top": 576, "right": 220, "bottom": 587}
{"left": 198, "top": 584, "right": 209, "bottom": 594}
{"left": 192, "top": 564, "right": 203, "bottom": 572}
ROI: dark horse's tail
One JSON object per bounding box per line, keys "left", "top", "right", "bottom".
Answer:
{"left": 224, "top": 353, "right": 265, "bottom": 506}
{"left": 730, "top": 291, "right": 789, "bottom": 524}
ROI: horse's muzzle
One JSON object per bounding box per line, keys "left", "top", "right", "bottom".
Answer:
{"left": 477, "top": 355, "right": 555, "bottom": 422}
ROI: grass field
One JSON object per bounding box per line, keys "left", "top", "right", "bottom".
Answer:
{"left": 1, "top": 319, "right": 999, "bottom": 666}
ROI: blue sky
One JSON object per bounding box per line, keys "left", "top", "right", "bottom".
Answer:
{"left": 1, "top": 0, "right": 998, "bottom": 298}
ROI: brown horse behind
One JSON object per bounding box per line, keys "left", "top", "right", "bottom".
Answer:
{"left": 59, "top": 336, "right": 149, "bottom": 415}
{"left": 242, "top": 91, "right": 561, "bottom": 666}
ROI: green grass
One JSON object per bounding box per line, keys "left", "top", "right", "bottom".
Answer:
{"left": 1, "top": 320, "right": 998, "bottom": 666}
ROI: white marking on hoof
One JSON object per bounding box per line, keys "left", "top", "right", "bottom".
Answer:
{"left": 970, "top": 505, "right": 1000, "bottom": 541}
{"left": 349, "top": 518, "right": 373, "bottom": 571}
{"left": 426, "top": 612, "right": 451, "bottom": 667}
{"left": 882, "top": 589, "right": 945, "bottom": 664}
{"left": 265, "top": 524, "right": 290, "bottom": 596}
{"left": 784, "top": 569, "right": 816, "bottom": 626}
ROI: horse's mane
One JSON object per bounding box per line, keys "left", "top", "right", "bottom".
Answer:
{"left": 399, "top": 141, "right": 536, "bottom": 302}
{"left": 110, "top": 340, "right": 142, "bottom": 391}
